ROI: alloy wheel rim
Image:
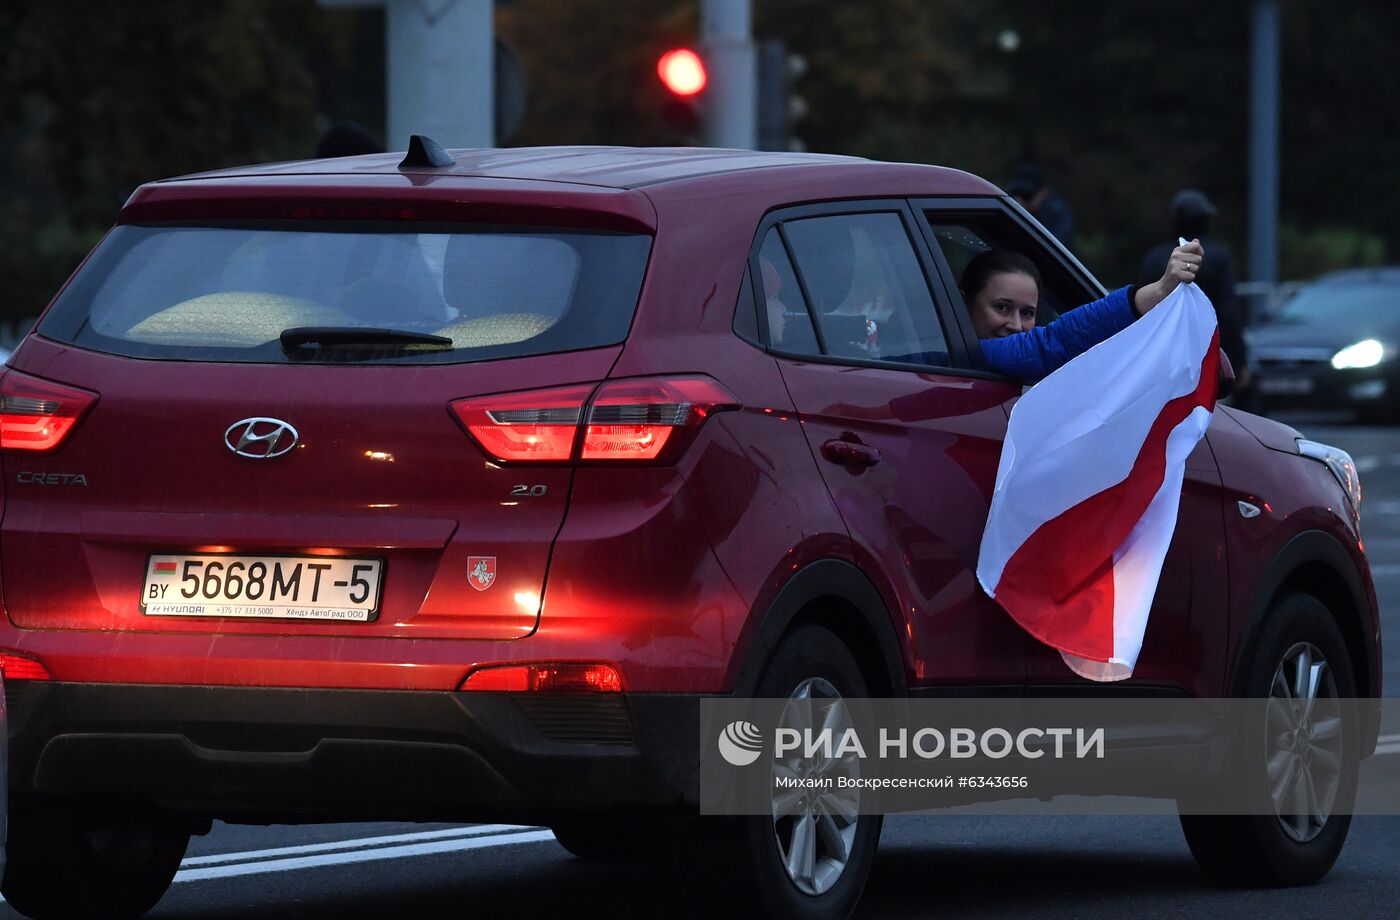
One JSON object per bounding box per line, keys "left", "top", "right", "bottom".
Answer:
{"left": 770, "top": 676, "right": 862, "bottom": 896}
{"left": 1265, "top": 641, "right": 1343, "bottom": 843}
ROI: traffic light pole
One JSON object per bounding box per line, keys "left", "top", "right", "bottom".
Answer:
{"left": 320, "top": 0, "right": 494, "bottom": 149}
{"left": 756, "top": 40, "right": 787, "bottom": 151}
{"left": 701, "top": 0, "right": 757, "bottom": 149}
{"left": 1247, "top": 0, "right": 1280, "bottom": 318}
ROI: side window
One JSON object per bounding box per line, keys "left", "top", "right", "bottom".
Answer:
{"left": 926, "top": 213, "right": 1099, "bottom": 329}
{"left": 781, "top": 212, "right": 949, "bottom": 366}
{"left": 757, "top": 228, "right": 820, "bottom": 355}
{"left": 732, "top": 269, "right": 759, "bottom": 343}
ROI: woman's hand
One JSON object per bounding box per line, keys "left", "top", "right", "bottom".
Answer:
{"left": 1133, "top": 239, "right": 1204, "bottom": 315}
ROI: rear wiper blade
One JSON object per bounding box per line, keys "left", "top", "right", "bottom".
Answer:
{"left": 280, "top": 327, "right": 453, "bottom": 353}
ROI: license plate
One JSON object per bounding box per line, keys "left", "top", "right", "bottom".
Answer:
{"left": 1258, "top": 377, "right": 1315, "bottom": 395}
{"left": 142, "top": 554, "right": 384, "bottom": 621}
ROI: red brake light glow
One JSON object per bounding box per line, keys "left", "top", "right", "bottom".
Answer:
{"left": 461, "top": 663, "right": 623, "bottom": 692}
{"left": 450, "top": 384, "right": 593, "bottom": 463}
{"left": 581, "top": 376, "right": 738, "bottom": 461}
{"left": 0, "top": 651, "right": 52, "bottom": 680}
{"left": 0, "top": 370, "right": 98, "bottom": 452}
{"left": 450, "top": 376, "right": 739, "bottom": 465}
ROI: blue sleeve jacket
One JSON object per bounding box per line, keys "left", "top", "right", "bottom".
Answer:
{"left": 978, "top": 286, "right": 1138, "bottom": 380}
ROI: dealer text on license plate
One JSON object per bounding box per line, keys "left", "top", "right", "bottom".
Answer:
{"left": 142, "top": 554, "right": 383, "bottom": 621}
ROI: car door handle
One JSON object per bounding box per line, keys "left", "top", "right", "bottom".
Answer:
{"left": 821, "top": 438, "right": 882, "bottom": 468}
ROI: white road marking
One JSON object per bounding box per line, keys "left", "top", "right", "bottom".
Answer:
{"left": 181, "top": 824, "right": 530, "bottom": 867}
{"left": 36, "top": 725, "right": 1400, "bottom": 888}
{"left": 1368, "top": 500, "right": 1400, "bottom": 516}
{"left": 1355, "top": 455, "right": 1382, "bottom": 473}
{"left": 174, "top": 827, "right": 558, "bottom": 883}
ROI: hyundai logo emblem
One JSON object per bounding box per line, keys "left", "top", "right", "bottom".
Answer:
{"left": 224, "top": 417, "right": 299, "bottom": 459}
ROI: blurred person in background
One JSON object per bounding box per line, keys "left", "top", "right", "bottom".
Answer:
{"left": 1139, "top": 188, "right": 1250, "bottom": 400}
{"left": 1007, "top": 163, "right": 1075, "bottom": 249}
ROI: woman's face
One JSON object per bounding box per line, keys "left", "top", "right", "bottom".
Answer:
{"left": 967, "top": 271, "right": 1039, "bottom": 339}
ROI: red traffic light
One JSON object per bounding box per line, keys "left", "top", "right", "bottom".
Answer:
{"left": 658, "top": 48, "right": 707, "bottom": 96}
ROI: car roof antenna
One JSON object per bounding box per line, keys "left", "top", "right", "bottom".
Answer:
{"left": 398, "top": 135, "right": 455, "bottom": 169}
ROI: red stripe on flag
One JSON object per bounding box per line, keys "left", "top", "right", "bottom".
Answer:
{"left": 154, "top": 562, "right": 177, "bottom": 573}
{"left": 993, "top": 333, "right": 1219, "bottom": 661}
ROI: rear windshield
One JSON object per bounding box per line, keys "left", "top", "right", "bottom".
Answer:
{"left": 38, "top": 223, "right": 652, "bottom": 363}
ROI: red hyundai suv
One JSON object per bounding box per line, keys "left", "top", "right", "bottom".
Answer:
{"left": 0, "top": 142, "right": 1380, "bottom": 920}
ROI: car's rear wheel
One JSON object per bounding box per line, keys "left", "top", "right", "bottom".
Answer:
{"left": 694, "top": 624, "right": 882, "bottom": 920}
{"left": 1179, "top": 592, "right": 1358, "bottom": 886}
{"left": 1, "top": 796, "right": 190, "bottom": 920}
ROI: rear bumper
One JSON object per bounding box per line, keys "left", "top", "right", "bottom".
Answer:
{"left": 6, "top": 681, "right": 702, "bottom": 824}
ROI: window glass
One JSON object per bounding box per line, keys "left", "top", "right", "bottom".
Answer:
{"left": 757, "top": 228, "right": 819, "bottom": 354}
{"left": 732, "top": 269, "right": 759, "bottom": 343}
{"left": 1276, "top": 283, "right": 1399, "bottom": 326}
{"left": 927, "top": 215, "right": 1107, "bottom": 328}
{"left": 781, "top": 213, "right": 948, "bottom": 366}
{"left": 39, "top": 224, "right": 651, "bottom": 364}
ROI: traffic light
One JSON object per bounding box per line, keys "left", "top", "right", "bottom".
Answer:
{"left": 657, "top": 48, "right": 707, "bottom": 96}
{"left": 657, "top": 47, "right": 706, "bottom": 144}
{"left": 757, "top": 39, "right": 808, "bottom": 151}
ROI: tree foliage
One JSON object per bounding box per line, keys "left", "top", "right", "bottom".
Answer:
{"left": 497, "top": 0, "right": 697, "bottom": 147}
{"left": 3, "top": 1, "right": 1398, "bottom": 324}
{"left": 0, "top": 0, "right": 362, "bottom": 321}
{"left": 752, "top": 0, "right": 1254, "bottom": 278}
{"left": 506, "top": 0, "right": 1400, "bottom": 284}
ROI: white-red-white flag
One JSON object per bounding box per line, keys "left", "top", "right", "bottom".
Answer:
{"left": 977, "top": 284, "right": 1220, "bottom": 681}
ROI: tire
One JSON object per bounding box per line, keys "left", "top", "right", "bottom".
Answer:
{"left": 688, "top": 624, "right": 883, "bottom": 920}
{"left": 1180, "top": 593, "right": 1359, "bottom": 887}
{"left": 1, "top": 797, "right": 190, "bottom": 920}
{"left": 549, "top": 815, "right": 673, "bottom": 862}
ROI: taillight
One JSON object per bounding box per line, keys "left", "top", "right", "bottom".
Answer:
{"left": 450, "top": 384, "right": 593, "bottom": 463}
{"left": 288, "top": 205, "right": 419, "bottom": 220}
{"left": 0, "top": 370, "right": 98, "bottom": 452}
{"left": 450, "top": 375, "right": 739, "bottom": 465}
{"left": 460, "top": 662, "right": 623, "bottom": 692}
{"left": 0, "top": 651, "right": 52, "bottom": 680}
{"left": 581, "top": 376, "right": 739, "bottom": 462}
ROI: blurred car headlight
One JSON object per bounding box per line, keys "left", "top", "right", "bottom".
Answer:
{"left": 1297, "top": 438, "right": 1362, "bottom": 516}
{"left": 1331, "top": 338, "right": 1385, "bottom": 369}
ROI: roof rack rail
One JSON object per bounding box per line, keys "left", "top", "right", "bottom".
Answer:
{"left": 398, "top": 135, "right": 455, "bottom": 169}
